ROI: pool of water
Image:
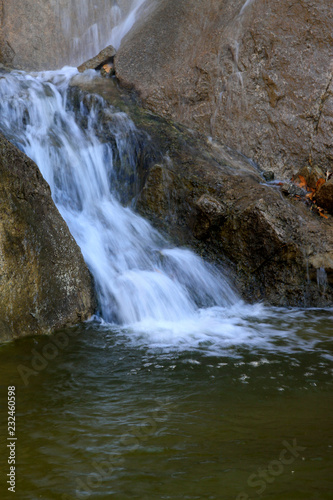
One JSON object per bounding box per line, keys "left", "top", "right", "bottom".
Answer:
{"left": 0, "top": 310, "right": 332, "bottom": 500}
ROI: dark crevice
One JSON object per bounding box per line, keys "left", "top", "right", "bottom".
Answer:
{"left": 314, "top": 71, "right": 333, "bottom": 134}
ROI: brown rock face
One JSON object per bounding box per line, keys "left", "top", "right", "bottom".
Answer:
{"left": 136, "top": 146, "right": 333, "bottom": 308}
{"left": 115, "top": 0, "right": 333, "bottom": 179}
{"left": 0, "top": 134, "right": 96, "bottom": 341}
{"left": 0, "top": 0, "right": 65, "bottom": 71}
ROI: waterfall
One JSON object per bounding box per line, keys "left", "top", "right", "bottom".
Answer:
{"left": 0, "top": 1, "right": 329, "bottom": 358}
{"left": 57, "top": 0, "right": 149, "bottom": 66}
{"left": 107, "top": 0, "right": 148, "bottom": 49}
{"left": 0, "top": 68, "right": 244, "bottom": 335}
{"left": 239, "top": 0, "right": 256, "bottom": 16}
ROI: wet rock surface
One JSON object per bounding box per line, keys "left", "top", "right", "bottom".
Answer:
{"left": 78, "top": 45, "right": 116, "bottom": 73}
{"left": 315, "top": 179, "right": 333, "bottom": 214}
{"left": 70, "top": 77, "right": 333, "bottom": 307}
{"left": 0, "top": 0, "right": 66, "bottom": 71}
{"left": 0, "top": 134, "right": 96, "bottom": 341}
{"left": 0, "top": 0, "right": 132, "bottom": 70}
{"left": 115, "top": 0, "right": 333, "bottom": 179}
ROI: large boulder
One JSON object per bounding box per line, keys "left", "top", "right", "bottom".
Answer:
{"left": 137, "top": 156, "right": 333, "bottom": 307}
{"left": 69, "top": 78, "right": 333, "bottom": 307}
{"left": 115, "top": 0, "right": 333, "bottom": 179}
{"left": 0, "top": 134, "right": 96, "bottom": 341}
{"left": 0, "top": 0, "right": 66, "bottom": 71}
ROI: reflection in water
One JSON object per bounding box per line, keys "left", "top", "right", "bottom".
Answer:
{"left": 0, "top": 321, "right": 332, "bottom": 499}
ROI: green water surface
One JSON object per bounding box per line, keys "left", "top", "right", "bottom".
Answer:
{"left": 0, "top": 313, "right": 332, "bottom": 500}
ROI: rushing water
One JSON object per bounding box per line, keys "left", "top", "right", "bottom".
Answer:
{"left": 0, "top": 66, "right": 331, "bottom": 352}
{"left": 0, "top": 67, "right": 241, "bottom": 332}
{"left": 0, "top": 65, "right": 332, "bottom": 499}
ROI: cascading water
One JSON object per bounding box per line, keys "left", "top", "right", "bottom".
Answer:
{"left": 0, "top": 9, "right": 333, "bottom": 500}
{"left": 0, "top": 10, "right": 332, "bottom": 500}
{"left": 107, "top": 0, "right": 148, "bottom": 49}
{"left": 1, "top": 66, "right": 330, "bottom": 355}
{"left": 57, "top": 0, "right": 149, "bottom": 66}
{"left": 0, "top": 68, "right": 250, "bottom": 339}
{"left": 0, "top": 67, "right": 329, "bottom": 354}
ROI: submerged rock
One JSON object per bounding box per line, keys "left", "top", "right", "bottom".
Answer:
{"left": 0, "top": 134, "right": 96, "bottom": 341}
{"left": 69, "top": 78, "right": 333, "bottom": 307}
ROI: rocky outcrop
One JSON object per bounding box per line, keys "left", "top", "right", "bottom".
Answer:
{"left": 78, "top": 45, "right": 116, "bottom": 73}
{"left": 0, "top": 0, "right": 66, "bottom": 71}
{"left": 115, "top": 0, "right": 333, "bottom": 179}
{"left": 70, "top": 78, "right": 333, "bottom": 307}
{"left": 0, "top": 134, "right": 96, "bottom": 341}
{"left": 137, "top": 155, "right": 333, "bottom": 307}
{"left": 315, "top": 179, "right": 333, "bottom": 214}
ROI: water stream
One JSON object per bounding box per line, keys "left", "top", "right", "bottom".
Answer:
{"left": 57, "top": 0, "right": 149, "bottom": 66}
{"left": 0, "top": 67, "right": 330, "bottom": 355}
{"left": 0, "top": 67, "right": 240, "bottom": 335}
{"left": 0, "top": 6, "right": 332, "bottom": 499}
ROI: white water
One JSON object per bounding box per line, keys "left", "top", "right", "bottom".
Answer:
{"left": 57, "top": 0, "right": 148, "bottom": 66}
{"left": 0, "top": 68, "right": 331, "bottom": 354}
{"left": 239, "top": 0, "right": 256, "bottom": 16}
{"left": 107, "top": 0, "right": 148, "bottom": 49}
{"left": 0, "top": 69, "right": 238, "bottom": 321}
